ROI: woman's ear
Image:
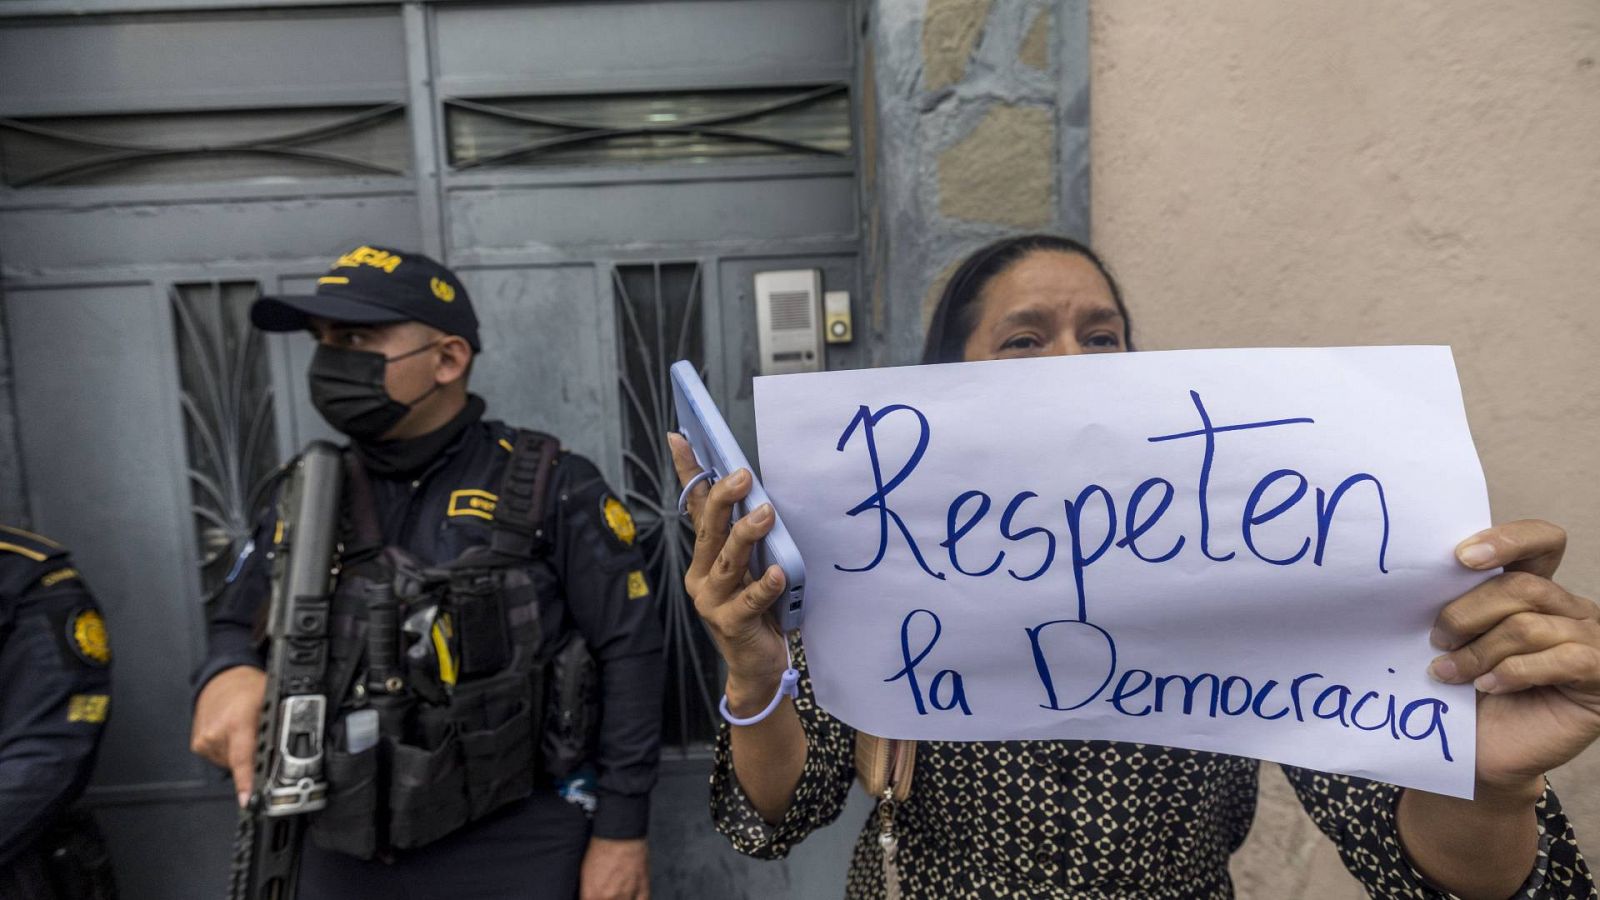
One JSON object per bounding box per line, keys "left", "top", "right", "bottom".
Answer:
{"left": 435, "top": 335, "right": 474, "bottom": 386}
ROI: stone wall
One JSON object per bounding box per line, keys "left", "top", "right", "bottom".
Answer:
{"left": 864, "top": 0, "right": 1089, "bottom": 367}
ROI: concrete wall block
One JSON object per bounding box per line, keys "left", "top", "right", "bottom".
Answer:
{"left": 1092, "top": 1, "right": 1600, "bottom": 885}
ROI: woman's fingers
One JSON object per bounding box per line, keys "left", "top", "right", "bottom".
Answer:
{"left": 1455, "top": 519, "right": 1567, "bottom": 580}
{"left": 1430, "top": 571, "right": 1596, "bottom": 651}
{"left": 1430, "top": 610, "right": 1600, "bottom": 686}
{"left": 734, "top": 565, "right": 786, "bottom": 621}
{"left": 686, "top": 468, "right": 751, "bottom": 582}
{"left": 710, "top": 566, "right": 791, "bottom": 687}
{"left": 667, "top": 433, "right": 709, "bottom": 523}
{"left": 1471, "top": 642, "right": 1600, "bottom": 696}
{"left": 706, "top": 503, "right": 776, "bottom": 598}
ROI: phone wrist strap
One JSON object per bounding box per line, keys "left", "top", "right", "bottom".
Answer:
{"left": 719, "top": 636, "right": 800, "bottom": 726}
{"left": 678, "top": 470, "right": 716, "bottom": 516}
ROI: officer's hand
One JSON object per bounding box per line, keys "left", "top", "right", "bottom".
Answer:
{"left": 579, "top": 836, "right": 648, "bottom": 900}
{"left": 668, "top": 434, "right": 790, "bottom": 702}
{"left": 190, "top": 664, "right": 266, "bottom": 806}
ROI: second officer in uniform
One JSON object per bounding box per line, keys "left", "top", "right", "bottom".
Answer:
{"left": 189, "top": 245, "right": 663, "bottom": 900}
{"left": 0, "top": 527, "right": 114, "bottom": 900}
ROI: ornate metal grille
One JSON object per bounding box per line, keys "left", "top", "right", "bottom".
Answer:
{"left": 446, "top": 84, "right": 851, "bottom": 169}
{"left": 170, "top": 281, "right": 281, "bottom": 603}
{"left": 612, "top": 262, "right": 719, "bottom": 749}
{"left": 0, "top": 103, "right": 408, "bottom": 188}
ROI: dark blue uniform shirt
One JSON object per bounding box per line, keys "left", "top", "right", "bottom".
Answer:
{"left": 195, "top": 398, "right": 664, "bottom": 841}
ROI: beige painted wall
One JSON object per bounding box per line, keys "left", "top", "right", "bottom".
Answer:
{"left": 1089, "top": 1, "right": 1600, "bottom": 895}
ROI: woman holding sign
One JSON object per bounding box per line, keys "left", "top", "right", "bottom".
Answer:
{"left": 670, "top": 234, "right": 1597, "bottom": 899}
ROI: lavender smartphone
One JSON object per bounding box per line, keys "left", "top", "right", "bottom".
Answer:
{"left": 670, "top": 360, "right": 806, "bottom": 632}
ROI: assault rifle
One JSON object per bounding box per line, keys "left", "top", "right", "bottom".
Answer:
{"left": 226, "top": 442, "right": 343, "bottom": 900}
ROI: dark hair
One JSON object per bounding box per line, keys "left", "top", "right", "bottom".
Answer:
{"left": 920, "top": 234, "right": 1133, "bottom": 364}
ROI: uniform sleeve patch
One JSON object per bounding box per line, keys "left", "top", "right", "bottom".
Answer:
{"left": 67, "top": 694, "right": 109, "bottom": 724}
{"left": 626, "top": 570, "right": 651, "bottom": 600}
{"left": 601, "top": 496, "right": 636, "bottom": 547}
{"left": 448, "top": 489, "right": 498, "bottom": 521}
{"left": 67, "top": 608, "right": 111, "bottom": 666}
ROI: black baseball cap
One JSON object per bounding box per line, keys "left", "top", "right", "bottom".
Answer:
{"left": 251, "top": 245, "right": 481, "bottom": 351}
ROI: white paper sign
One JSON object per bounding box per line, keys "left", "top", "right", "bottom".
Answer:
{"left": 754, "top": 347, "right": 1489, "bottom": 798}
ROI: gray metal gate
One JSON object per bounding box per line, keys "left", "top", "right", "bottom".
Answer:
{"left": 0, "top": 2, "right": 871, "bottom": 896}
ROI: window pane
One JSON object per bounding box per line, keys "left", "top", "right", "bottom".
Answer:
{"left": 170, "top": 280, "right": 280, "bottom": 603}
{"left": 0, "top": 105, "right": 409, "bottom": 188}
{"left": 612, "top": 262, "right": 719, "bottom": 748}
{"left": 447, "top": 86, "right": 851, "bottom": 169}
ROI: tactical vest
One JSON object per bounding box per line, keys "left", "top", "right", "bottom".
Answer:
{"left": 308, "top": 431, "right": 598, "bottom": 860}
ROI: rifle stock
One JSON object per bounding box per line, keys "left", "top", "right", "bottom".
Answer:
{"left": 227, "top": 442, "right": 343, "bottom": 900}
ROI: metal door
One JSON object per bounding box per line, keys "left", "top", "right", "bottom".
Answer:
{"left": 1, "top": 2, "right": 868, "bottom": 897}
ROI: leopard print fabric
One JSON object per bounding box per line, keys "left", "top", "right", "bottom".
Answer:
{"left": 710, "top": 641, "right": 1594, "bottom": 899}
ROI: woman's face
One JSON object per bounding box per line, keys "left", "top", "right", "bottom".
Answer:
{"left": 960, "top": 250, "right": 1127, "bottom": 363}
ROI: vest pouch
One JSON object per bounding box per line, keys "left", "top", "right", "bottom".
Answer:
{"left": 309, "top": 741, "right": 380, "bottom": 860}
{"left": 541, "top": 633, "right": 598, "bottom": 782}
{"left": 450, "top": 571, "right": 510, "bottom": 679}
{"left": 386, "top": 728, "right": 468, "bottom": 850}
{"left": 449, "top": 668, "right": 539, "bottom": 820}
{"left": 459, "top": 700, "right": 535, "bottom": 819}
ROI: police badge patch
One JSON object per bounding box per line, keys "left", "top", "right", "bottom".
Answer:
{"left": 600, "top": 495, "right": 636, "bottom": 548}
{"left": 67, "top": 607, "right": 111, "bottom": 666}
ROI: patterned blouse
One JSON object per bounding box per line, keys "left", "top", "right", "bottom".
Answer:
{"left": 710, "top": 642, "right": 1594, "bottom": 899}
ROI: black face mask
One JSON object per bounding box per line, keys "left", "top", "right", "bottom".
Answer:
{"left": 307, "top": 341, "right": 440, "bottom": 441}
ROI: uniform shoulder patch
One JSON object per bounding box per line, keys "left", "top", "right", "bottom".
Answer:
{"left": 67, "top": 607, "right": 111, "bottom": 666}
{"left": 0, "top": 524, "right": 64, "bottom": 563}
{"left": 626, "top": 570, "right": 651, "bottom": 600}
{"left": 600, "top": 495, "right": 637, "bottom": 548}
{"left": 41, "top": 567, "right": 79, "bottom": 588}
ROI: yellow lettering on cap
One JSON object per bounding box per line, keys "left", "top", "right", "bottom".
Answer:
{"left": 333, "top": 246, "right": 404, "bottom": 274}
{"left": 430, "top": 278, "right": 456, "bottom": 303}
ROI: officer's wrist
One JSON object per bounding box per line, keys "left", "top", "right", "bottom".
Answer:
{"left": 592, "top": 790, "right": 650, "bottom": 840}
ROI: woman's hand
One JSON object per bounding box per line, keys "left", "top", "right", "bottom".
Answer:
{"left": 668, "top": 433, "right": 791, "bottom": 711}
{"left": 1427, "top": 519, "right": 1600, "bottom": 798}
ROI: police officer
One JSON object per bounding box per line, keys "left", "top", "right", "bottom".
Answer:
{"left": 0, "top": 527, "right": 113, "bottom": 900}
{"left": 189, "top": 246, "right": 663, "bottom": 900}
